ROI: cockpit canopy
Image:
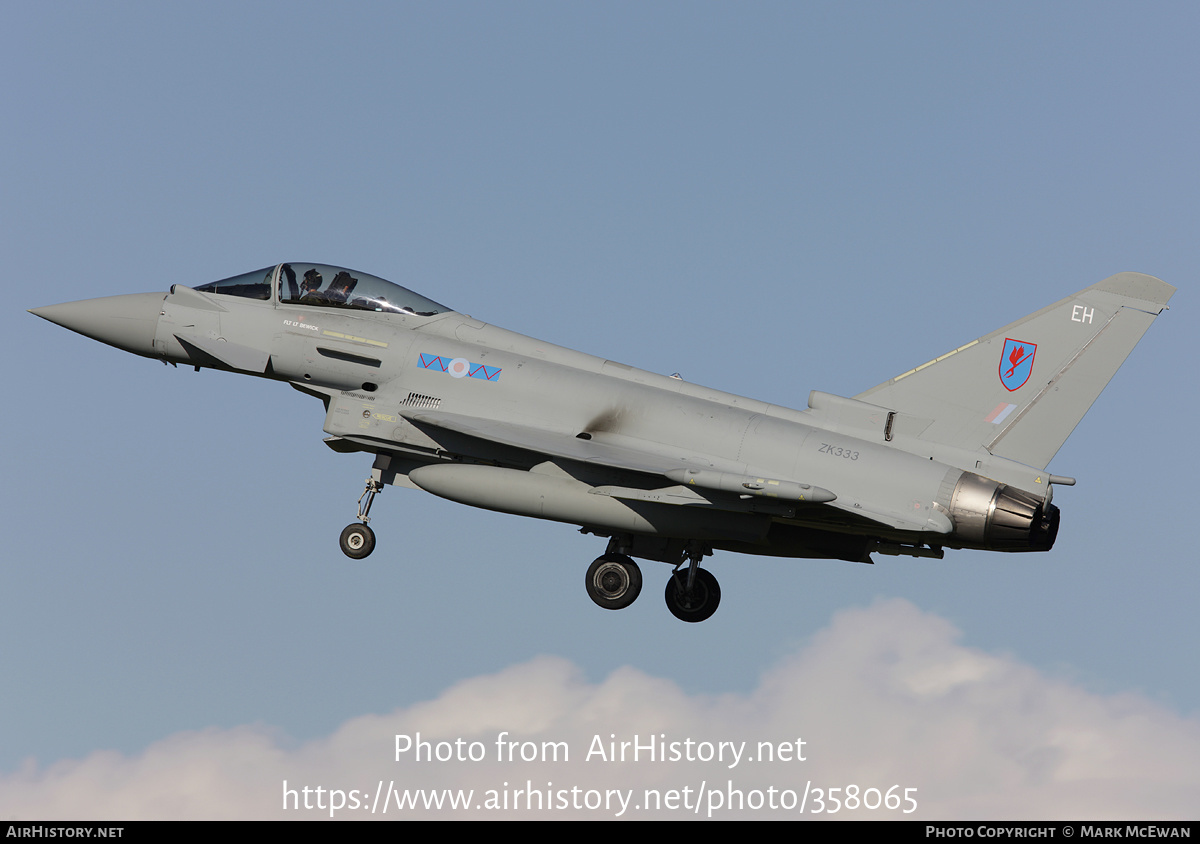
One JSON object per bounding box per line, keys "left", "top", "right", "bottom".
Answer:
{"left": 193, "top": 263, "right": 450, "bottom": 316}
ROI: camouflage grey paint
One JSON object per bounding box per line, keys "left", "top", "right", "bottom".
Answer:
{"left": 29, "top": 266, "right": 1175, "bottom": 621}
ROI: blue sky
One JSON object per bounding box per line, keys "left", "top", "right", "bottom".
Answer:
{"left": 2, "top": 1, "right": 1197, "bottom": 819}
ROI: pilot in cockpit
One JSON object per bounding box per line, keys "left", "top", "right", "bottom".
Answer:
{"left": 299, "top": 269, "right": 324, "bottom": 301}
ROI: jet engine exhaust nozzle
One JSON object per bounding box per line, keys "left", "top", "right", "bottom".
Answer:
{"left": 948, "top": 471, "right": 1060, "bottom": 552}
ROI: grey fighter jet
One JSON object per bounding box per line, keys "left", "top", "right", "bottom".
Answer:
{"left": 30, "top": 265, "right": 1174, "bottom": 622}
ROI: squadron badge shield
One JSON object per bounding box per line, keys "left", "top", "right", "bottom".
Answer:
{"left": 999, "top": 338, "right": 1037, "bottom": 391}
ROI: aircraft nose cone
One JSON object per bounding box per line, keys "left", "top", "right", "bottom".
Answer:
{"left": 29, "top": 292, "right": 164, "bottom": 357}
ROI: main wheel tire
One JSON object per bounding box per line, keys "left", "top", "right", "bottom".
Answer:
{"left": 664, "top": 567, "right": 721, "bottom": 622}
{"left": 339, "top": 523, "right": 376, "bottom": 559}
{"left": 585, "top": 554, "right": 642, "bottom": 610}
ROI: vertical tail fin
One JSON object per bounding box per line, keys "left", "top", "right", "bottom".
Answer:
{"left": 855, "top": 273, "right": 1175, "bottom": 469}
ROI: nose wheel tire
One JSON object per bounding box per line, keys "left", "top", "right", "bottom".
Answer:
{"left": 585, "top": 554, "right": 642, "bottom": 610}
{"left": 665, "top": 567, "right": 720, "bottom": 622}
{"left": 339, "top": 523, "right": 376, "bottom": 559}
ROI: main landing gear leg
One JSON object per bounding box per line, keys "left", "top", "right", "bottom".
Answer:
{"left": 664, "top": 541, "right": 720, "bottom": 623}
{"left": 339, "top": 473, "right": 383, "bottom": 559}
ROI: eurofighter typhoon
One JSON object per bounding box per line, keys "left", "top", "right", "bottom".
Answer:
{"left": 30, "top": 264, "right": 1174, "bottom": 622}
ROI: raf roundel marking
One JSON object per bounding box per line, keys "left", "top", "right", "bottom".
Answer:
{"left": 447, "top": 358, "right": 470, "bottom": 378}
{"left": 999, "top": 337, "right": 1037, "bottom": 392}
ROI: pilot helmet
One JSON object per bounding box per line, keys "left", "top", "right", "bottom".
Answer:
{"left": 301, "top": 269, "right": 323, "bottom": 292}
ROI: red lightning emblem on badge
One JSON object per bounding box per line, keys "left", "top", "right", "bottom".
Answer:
{"left": 1004, "top": 344, "right": 1033, "bottom": 379}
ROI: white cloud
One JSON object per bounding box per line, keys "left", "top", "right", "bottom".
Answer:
{"left": 4, "top": 599, "right": 1197, "bottom": 820}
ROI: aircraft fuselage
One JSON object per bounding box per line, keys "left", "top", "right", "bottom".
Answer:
{"left": 31, "top": 263, "right": 1174, "bottom": 621}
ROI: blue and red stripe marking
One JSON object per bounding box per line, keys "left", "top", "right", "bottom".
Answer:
{"left": 418, "top": 353, "right": 502, "bottom": 382}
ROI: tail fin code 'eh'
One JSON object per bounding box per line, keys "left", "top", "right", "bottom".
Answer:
{"left": 854, "top": 272, "right": 1175, "bottom": 469}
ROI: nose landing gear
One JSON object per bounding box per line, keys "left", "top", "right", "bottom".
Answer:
{"left": 339, "top": 475, "right": 383, "bottom": 559}
{"left": 339, "top": 522, "right": 376, "bottom": 559}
